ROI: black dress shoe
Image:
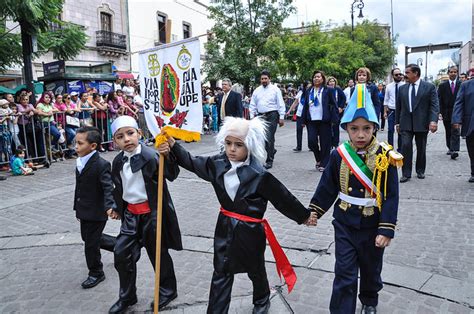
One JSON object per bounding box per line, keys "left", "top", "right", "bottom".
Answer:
{"left": 253, "top": 301, "right": 271, "bottom": 314}
{"left": 150, "top": 292, "right": 178, "bottom": 310}
{"left": 447, "top": 150, "right": 452, "bottom": 155}
{"left": 293, "top": 148, "right": 302, "bottom": 152}
{"left": 451, "top": 152, "right": 459, "bottom": 160}
{"left": 469, "top": 176, "right": 474, "bottom": 183}
{"left": 264, "top": 162, "right": 273, "bottom": 169}
{"left": 109, "top": 297, "right": 137, "bottom": 314}
{"left": 417, "top": 173, "right": 425, "bottom": 179}
{"left": 361, "top": 305, "right": 377, "bottom": 314}
{"left": 400, "top": 176, "right": 410, "bottom": 183}
{"left": 81, "top": 274, "right": 105, "bottom": 289}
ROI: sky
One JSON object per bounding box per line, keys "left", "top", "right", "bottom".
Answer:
{"left": 284, "top": 0, "right": 472, "bottom": 78}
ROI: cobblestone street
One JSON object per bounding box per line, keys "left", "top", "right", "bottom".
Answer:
{"left": 0, "top": 122, "right": 473, "bottom": 313}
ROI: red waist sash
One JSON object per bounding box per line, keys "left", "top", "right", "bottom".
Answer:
{"left": 220, "top": 207, "right": 297, "bottom": 293}
{"left": 128, "top": 201, "right": 151, "bottom": 215}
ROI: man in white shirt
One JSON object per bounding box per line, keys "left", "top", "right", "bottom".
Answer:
{"left": 343, "top": 79, "right": 354, "bottom": 105}
{"left": 383, "top": 68, "right": 405, "bottom": 147}
{"left": 249, "top": 70, "right": 286, "bottom": 169}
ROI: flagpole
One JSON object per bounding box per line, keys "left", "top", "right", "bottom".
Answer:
{"left": 154, "top": 153, "right": 165, "bottom": 314}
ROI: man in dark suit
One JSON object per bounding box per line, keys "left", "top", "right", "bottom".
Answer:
{"left": 74, "top": 127, "right": 116, "bottom": 289}
{"left": 438, "top": 66, "right": 461, "bottom": 159}
{"left": 395, "top": 64, "right": 439, "bottom": 182}
{"left": 452, "top": 79, "right": 474, "bottom": 182}
{"left": 217, "top": 78, "right": 243, "bottom": 126}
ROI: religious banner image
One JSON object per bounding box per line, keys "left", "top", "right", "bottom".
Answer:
{"left": 138, "top": 38, "right": 202, "bottom": 141}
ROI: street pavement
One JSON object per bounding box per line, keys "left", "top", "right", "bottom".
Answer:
{"left": 0, "top": 121, "right": 473, "bottom": 313}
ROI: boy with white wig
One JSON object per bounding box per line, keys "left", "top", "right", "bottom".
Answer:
{"left": 163, "top": 117, "right": 317, "bottom": 314}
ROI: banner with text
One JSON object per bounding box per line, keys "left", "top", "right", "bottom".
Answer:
{"left": 139, "top": 38, "right": 202, "bottom": 140}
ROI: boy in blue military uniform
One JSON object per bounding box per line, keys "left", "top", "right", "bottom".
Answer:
{"left": 309, "top": 84, "right": 403, "bottom": 314}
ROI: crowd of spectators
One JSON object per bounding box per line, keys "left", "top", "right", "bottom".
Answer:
{"left": 0, "top": 78, "right": 148, "bottom": 177}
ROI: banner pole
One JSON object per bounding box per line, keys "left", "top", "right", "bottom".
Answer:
{"left": 154, "top": 153, "right": 165, "bottom": 314}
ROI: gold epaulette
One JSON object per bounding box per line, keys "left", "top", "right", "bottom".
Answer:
{"left": 379, "top": 142, "right": 403, "bottom": 168}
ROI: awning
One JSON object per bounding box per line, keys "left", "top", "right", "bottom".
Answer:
{"left": 116, "top": 71, "right": 135, "bottom": 80}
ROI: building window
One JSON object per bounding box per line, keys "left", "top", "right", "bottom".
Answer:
{"left": 183, "top": 22, "right": 191, "bottom": 39}
{"left": 100, "top": 12, "right": 112, "bottom": 32}
{"left": 48, "top": 14, "right": 62, "bottom": 31}
{"left": 157, "top": 12, "right": 167, "bottom": 44}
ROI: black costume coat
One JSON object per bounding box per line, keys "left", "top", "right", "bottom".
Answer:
{"left": 171, "top": 143, "right": 311, "bottom": 274}
{"left": 74, "top": 152, "right": 115, "bottom": 221}
{"left": 111, "top": 144, "right": 183, "bottom": 251}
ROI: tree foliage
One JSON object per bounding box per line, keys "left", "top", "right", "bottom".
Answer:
{"left": 204, "top": 0, "right": 296, "bottom": 89}
{"left": 263, "top": 20, "right": 396, "bottom": 84}
{"left": 0, "top": 0, "right": 88, "bottom": 72}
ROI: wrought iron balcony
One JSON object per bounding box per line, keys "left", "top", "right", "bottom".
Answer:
{"left": 96, "top": 30, "right": 127, "bottom": 50}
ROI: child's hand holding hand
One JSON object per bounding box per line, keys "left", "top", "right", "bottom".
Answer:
{"left": 304, "top": 212, "right": 318, "bottom": 226}
{"left": 106, "top": 209, "right": 120, "bottom": 220}
{"left": 375, "top": 235, "right": 391, "bottom": 248}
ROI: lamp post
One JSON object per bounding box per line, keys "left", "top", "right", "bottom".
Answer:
{"left": 351, "top": 0, "right": 364, "bottom": 41}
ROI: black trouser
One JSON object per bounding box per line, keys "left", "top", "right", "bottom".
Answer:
{"left": 331, "top": 122, "right": 340, "bottom": 148}
{"left": 400, "top": 131, "right": 428, "bottom": 178}
{"left": 295, "top": 116, "right": 303, "bottom": 150}
{"left": 207, "top": 270, "right": 270, "bottom": 314}
{"left": 467, "top": 134, "right": 474, "bottom": 176}
{"left": 114, "top": 210, "right": 176, "bottom": 302}
{"left": 259, "top": 111, "right": 279, "bottom": 164}
{"left": 330, "top": 220, "right": 384, "bottom": 314}
{"left": 100, "top": 233, "right": 117, "bottom": 252}
{"left": 80, "top": 220, "right": 107, "bottom": 277}
{"left": 307, "top": 120, "right": 332, "bottom": 167}
{"left": 442, "top": 119, "right": 461, "bottom": 152}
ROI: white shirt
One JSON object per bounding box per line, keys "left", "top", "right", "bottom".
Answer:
{"left": 343, "top": 86, "right": 352, "bottom": 104}
{"left": 408, "top": 78, "right": 421, "bottom": 113}
{"left": 120, "top": 145, "right": 148, "bottom": 204}
{"left": 384, "top": 81, "right": 405, "bottom": 110}
{"left": 76, "top": 150, "right": 96, "bottom": 173}
{"left": 134, "top": 94, "right": 144, "bottom": 112}
{"left": 309, "top": 87, "right": 323, "bottom": 121}
{"left": 295, "top": 90, "right": 304, "bottom": 117}
{"left": 122, "top": 85, "right": 135, "bottom": 97}
{"left": 249, "top": 83, "right": 286, "bottom": 119}
{"left": 224, "top": 157, "right": 250, "bottom": 201}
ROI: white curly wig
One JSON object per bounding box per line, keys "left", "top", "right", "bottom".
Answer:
{"left": 215, "top": 117, "right": 268, "bottom": 165}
